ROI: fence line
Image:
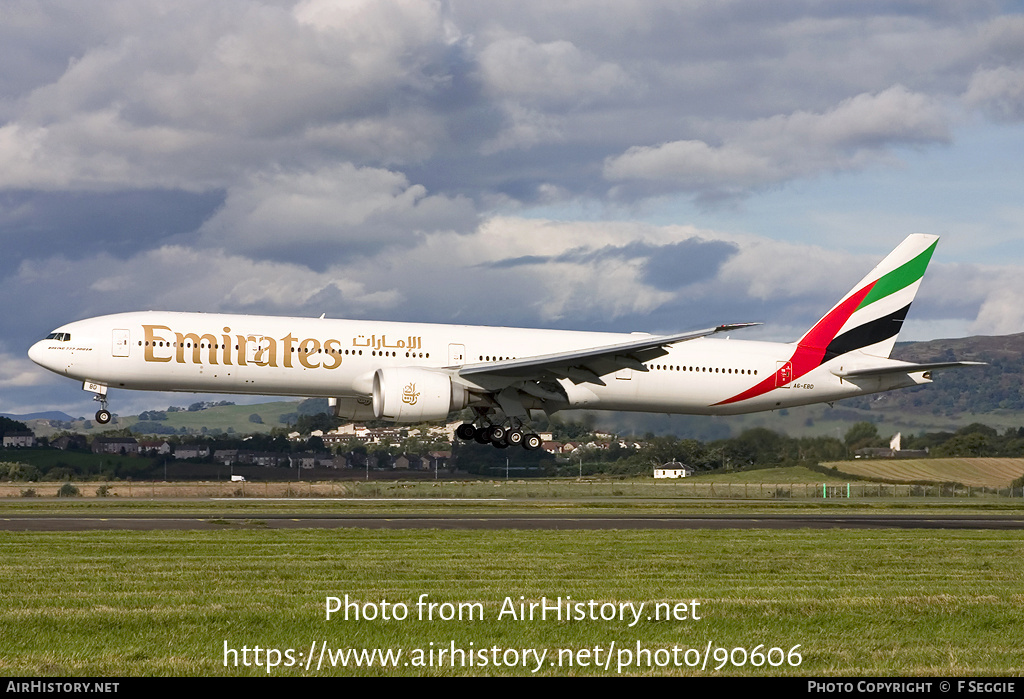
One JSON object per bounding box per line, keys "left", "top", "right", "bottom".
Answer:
{"left": 1, "top": 480, "right": 1022, "bottom": 499}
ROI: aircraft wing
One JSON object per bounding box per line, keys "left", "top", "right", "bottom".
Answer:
{"left": 453, "top": 323, "right": 760, "bottom": 387}
{"left": 831, "top": 360, "right": 986, "bottom": 379}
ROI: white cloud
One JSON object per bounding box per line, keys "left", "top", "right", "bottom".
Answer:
{"left": 972, "top": 282, "right": 1024, "bottom": 336}
{"left": 477, "top": 34, "right": 631, "bottom": 104}
{"left": 0, "top": 350, "right": 49, "bottom": 388}
{"left": 964, "top": 66, "right": 1024, "bottom": 122}
{"left": 197, "top": 163, "right": 477, "bottom": 253}
{"left": 84, "top": 245, "right": 403, "bottom": 313}
{"left": 604, "top": 86, "right": 950, "bottom": 195}
{"left": 320, "top": 217, "right": 734, "bottom": 326}
{"left": 716, "top": 237, "right": 858, "bottom": 302}
{"left": 0, "top": 1, "right": 459, "bottom": 190}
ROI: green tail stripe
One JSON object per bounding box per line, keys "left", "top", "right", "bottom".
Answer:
{"left": 855, "top": 240, "right": 936, "bottom": 311}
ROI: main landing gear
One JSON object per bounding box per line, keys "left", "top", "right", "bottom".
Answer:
{"left": 456, "top": 422, "right": 543, "bottom": 450}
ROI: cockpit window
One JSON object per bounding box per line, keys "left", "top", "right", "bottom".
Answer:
{"left": 45, "top": 333, "right": 71, "bottom": 341}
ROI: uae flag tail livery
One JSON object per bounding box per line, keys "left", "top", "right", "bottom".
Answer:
{"left": 717, "top": 234, "right": 971, "bottom": 407}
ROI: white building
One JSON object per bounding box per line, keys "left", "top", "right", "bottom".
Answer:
{"left": 654, "top": 461, "right": 695, "bottom": 479}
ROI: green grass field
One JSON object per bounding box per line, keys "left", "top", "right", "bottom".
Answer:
{"left": 1, "top": 526, "right": 1022, "bottom": 677}
{"left": 688, "top": 465, "right": 849, "bottom": 483}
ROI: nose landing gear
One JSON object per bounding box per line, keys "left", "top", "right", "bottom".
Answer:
{"left": 83, "top": 381, "right": 113, "bottom": 425}
{"left": 94, "top": 403, "right": 112, "bottom": 425}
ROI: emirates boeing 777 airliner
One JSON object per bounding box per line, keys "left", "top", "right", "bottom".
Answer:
{"left": 28, "top": 234, "right": 980, "bottom": 449}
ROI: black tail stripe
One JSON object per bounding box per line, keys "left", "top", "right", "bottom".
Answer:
{"left": 822, "top": 303, "right": 912, "bottom": 362}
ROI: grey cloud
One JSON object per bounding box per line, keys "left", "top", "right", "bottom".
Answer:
{"left": 484, "top": 254, "right": 552, "bottom": 269}
{"left": 640, "top": 239, "right": 738, "bottom": 290}
{"left": 480, "top": 239, "right": 737, "bottom": 290}
{"left": 476, "top": 34, "right": 632, "bottom": 106}
{"left": 196, "top": 163, "right": 479, "bottom": 265}
{"left": 604, "top": 86, "right": 950, "bottom": 199}
{"left": 0, "top": 1, "right": 1016, "bottom": 205}
{"left": 0, "top": 188, "right": 222, "bottom": 274}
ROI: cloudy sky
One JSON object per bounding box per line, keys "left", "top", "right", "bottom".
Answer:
{"left": 3, "top": 0, "right": 1024, "bottom": 416}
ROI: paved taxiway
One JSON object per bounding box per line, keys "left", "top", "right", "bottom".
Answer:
{"left": 2, "top": 512, "right": 1023, "bottom": 531}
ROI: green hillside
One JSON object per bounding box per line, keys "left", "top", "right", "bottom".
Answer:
{"left": 28, "top": 400, "right": 302, "bottom": 438}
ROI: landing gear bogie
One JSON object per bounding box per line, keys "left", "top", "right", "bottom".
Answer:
{"left": 455, "top": 418, "right": 543, "bottom": 451}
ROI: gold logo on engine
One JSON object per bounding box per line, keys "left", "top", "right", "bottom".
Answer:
{"left": 402, "top": 382, "right": 419, "bottom": 405}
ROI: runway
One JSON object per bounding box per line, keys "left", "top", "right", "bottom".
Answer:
{"left": 2, "top": 512, "right": 1023, "bottom": 531}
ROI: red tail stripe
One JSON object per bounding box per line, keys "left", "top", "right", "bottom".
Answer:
{"left": 714, "top": 281, "right": 875, "bottom": 406}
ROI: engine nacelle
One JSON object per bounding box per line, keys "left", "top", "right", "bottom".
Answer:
{"left": 329, "top": 396, "right": 377, "bottom": 421}
{"left": 372, "top": 368, "right": 469, "bottom": 423}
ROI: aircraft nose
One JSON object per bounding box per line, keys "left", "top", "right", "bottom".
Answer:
{"left": 27, "top": 340, "right": 48, "bottom": 368}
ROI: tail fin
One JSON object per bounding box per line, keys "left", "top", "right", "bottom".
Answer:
{"left": 797, "top": 234, "right": 937, "bottom": 360}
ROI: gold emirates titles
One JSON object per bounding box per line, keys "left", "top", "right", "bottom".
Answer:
{"left": 141, "top": 324, "right": 423, "bottom": 370}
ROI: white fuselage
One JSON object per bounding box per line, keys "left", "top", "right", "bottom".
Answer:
{"left": 28, "top": 311, "right": 927, "bottom": 417}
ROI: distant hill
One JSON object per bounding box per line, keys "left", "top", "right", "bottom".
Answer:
{"left": 23, "top": 401, "right": 302, "bottom": 438}
{"left": 1, "top": 411, "right": 76, "bottom": 422}
{"left": 851, "top": 332, "right": 1024, "bottom": 414}
{"left": 895, "top": 332, "right": 1024, "bottom": 361}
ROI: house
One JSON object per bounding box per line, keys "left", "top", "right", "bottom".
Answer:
{"left": 92, "top": 437, "right": 140, "bottom": 455}
{"left": 251, "top": 452, "right": 287, "bottom": 467}
{"left": 286, "top": 452, "right": 333, "bottom": 469}
{"left": 541, "top": 441, "right": 562, "bottom": 454}
{"left": 52, "top": 434, "right": 88, "bottom": 451}
{"left": 138, "top": 440, "right": 172, "bottom": 456}
{"left": 3, "top": 431, "right": 36, "bottom": 448}
{"left": 213, "top": 449, "right": 239, "bottom": 465}
{"left": 854, "top": 432, "right": 929, "bottom": 459}
{"left": 654, "top": 461, "right": 695, "bottom": 479}
{"left": 322, "top": 432, "right": 352, "bottom": 448}
{"left": 393, "top": 454, "right": 425, "bottom": 470}
{"left": 426, "top": 451, "right": 451, "bottom": 471}
{"left": 174, "top": 445, "right": 211, "bottom": 460}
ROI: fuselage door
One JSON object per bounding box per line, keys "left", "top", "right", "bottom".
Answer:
{"left": 776, "top": 361, "right": 793, "bottom": 387}
{"left": 112, "top": 329, "right": 130, "bottom": 358}
{"left": 246, "top": 336, "right": 261, "bottom": 364}
{"left": 448, "top": 343, "right": 465, "bottom": 367}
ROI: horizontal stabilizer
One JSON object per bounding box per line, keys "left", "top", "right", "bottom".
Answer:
{"left": 831, "top": 360, "right": 986, "bottom": 379}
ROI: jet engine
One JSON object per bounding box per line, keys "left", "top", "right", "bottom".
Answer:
{"left": 372, "top": 368, "right": 469, "bottom": 422}
{"left": 329, "top": 396, "right": 377, "bottom": 421}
